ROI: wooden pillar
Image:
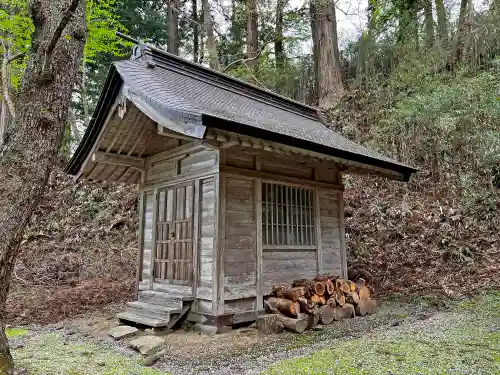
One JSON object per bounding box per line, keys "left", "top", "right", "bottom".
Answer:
{"left": 192, "top": 179, "right": 201, "bottom": 298}
{"left": 135, "top": 188, "right": 146, "bottom": 299}
{"left": 212, "top": 173, "right": 226, "bottom": 315}
{"left": 255, "top": 178, "right": 263, "bottom": 310}
{"left": 315, "top": 188, "right": 324, "bottom": 275}
{"left": 150, "top": 188, "right": 159, "bottom": 289}
{"left": 337, "top": 177, "right": 347, "bottom": 278}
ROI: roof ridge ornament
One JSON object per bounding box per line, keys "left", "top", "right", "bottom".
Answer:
{"left": 117, "top": 32, "right": 156, "bottom": 69}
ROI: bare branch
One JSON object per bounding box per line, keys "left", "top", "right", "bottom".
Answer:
{"left": 223, "top": 41, "right": 272, "bottom": 72}
{"left": 7, "top": 53, "right": 26, "bottom": 64}
{"left": 45, "top": 0, "right": 80, "bottom": 64}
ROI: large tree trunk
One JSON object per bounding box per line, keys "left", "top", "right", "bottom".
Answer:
{"left": 202, "top": 0, "right": 221, "bottom": 70}
{"left": 310, "top": 0, "right": 344, "bottom": 107}
{"left": 449, "top": 0, "right": 469, "bottom": 68}
{"left": 275, "top": 0, "right": 285, "bottom": 72}
{"left": 246, "top": 0, "right": 258, "bottom": 71}
{"left": 167, "top": 0, "right": 180, "bottom": 55}
{"left": 435, "top": 0, "right": 448, "bottom": 45}
{"left": 423, "top": 0, "right": 434, "bottom": 47}
{"left": 0, "top": 0, "right": 87, "bottom": 372}
{"left": 192, "top": 0, "right": 199, "bottom": 62}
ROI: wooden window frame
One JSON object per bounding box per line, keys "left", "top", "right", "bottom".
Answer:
{"left": 262, "top": 181, "right": 317, "bottom": 249}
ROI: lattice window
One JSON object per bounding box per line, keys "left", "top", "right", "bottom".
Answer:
{"left": 262, "top": 182, "right": 316, "bottom": 246}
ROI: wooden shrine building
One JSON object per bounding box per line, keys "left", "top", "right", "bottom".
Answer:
{"left": 66, "top": 44, "right": 417, "bottom": 330}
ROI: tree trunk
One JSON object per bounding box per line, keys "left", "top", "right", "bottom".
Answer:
{"left": 310, "top": 0, "right": 344, "bottom": 108}
{"left": 79, "top": 60, "right": 90, "bottom": 127}
{"left": 202, "top": 0, "right": 221, "bottom": 70}
{"left": 192, "top": 0, "right": 199, "bottom": 62}
{"left": 246, "top": 0, "right": 258, "bottom": 71}
{"left": 449, "top": 0, "right": 469, "bottom": 68}
{"left": 0, "top": 1, "right": 87, "bottom": 372}
{"left": 167, "top": 0, "right": 180, "bottom": 55}
{"left": 423, "top": 0, "right": 434, "bottom": 47}
{"left": 435, "top": 0, "right": 448, "bottom": 45}
{"left": 275, "top": 0, "right": 285, "bottom": 72}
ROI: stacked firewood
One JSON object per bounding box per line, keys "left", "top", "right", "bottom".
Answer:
{"left": 256, "top": 276, "right": 377, "bottom": 334}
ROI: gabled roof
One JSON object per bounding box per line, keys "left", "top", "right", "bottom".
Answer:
{"left": 66, "top": 44, "right": 417, "bottom": 180}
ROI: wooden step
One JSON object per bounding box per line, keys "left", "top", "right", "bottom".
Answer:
{"left": 138, "top": 291, "right": 188, "bottom": 306}
{"left": 116, "top": 312, "right": 169, "bottom": 328}
{"left": 127, "top": 301, "right": 181, "bottom": 319}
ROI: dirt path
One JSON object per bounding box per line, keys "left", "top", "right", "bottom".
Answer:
{"left": 8, "top": 293, "right": 499, "bottom": 374}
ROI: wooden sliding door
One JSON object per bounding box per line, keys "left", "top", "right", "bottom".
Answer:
{"left": 153, "top": 182, "right": 194, "bottom": 285}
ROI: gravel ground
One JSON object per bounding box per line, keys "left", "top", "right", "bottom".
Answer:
{"left": 9, "top": 296, "right": 475, "bottom": 375}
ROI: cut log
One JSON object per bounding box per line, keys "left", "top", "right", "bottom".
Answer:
{"left": 297, "top": 297, "right": 313, "bottom": 314}
{"left": 326, "top": 297, "right": 336, "bottom": 308}
{"left": 272, "top": 283, "right": 289, "bottom": 296}
{"left": 335, "top": 292, "right": 345, "bottom": 307}
{"left": 345, "top": 292, "right": 360, "bottom": 305}
{"left": 333, "top": 303, "right": 355, "bottom": 321}
{"left": 292, "top": 279, "right": 315, "bottom": 289}
{"left": 311, "top": 307, "right": 320, "bottom": 327}
{"left": 358, "top": 286, "right": 371, "bottom": 301}
{"left": 310, "top": 293, "right": 322, "bottom": 305}
{"left": 324, "top": 279, "right": 335, "bottom": 296}
{"left": 318, "top": 305, "right": 335, "bottom": 325}
{"left": 355, "top": 299, "right": 377, "bottom": 316}
{"left": 314, "top": 281, "right": 325, "bottom": 296}
{"left": 347, "top": 280, "right": 357, "bottom": 293}
{"left": 334, "top": 278, "right": 349, "bottom": 293}
{"left": 274, "top": 286, "right": 308, "bottom": 301}
{"left": 319, "top": 295, "right": 326, "bottom": 305}
{"left": 255, "top": 314, "right": 284, "bottom": 334}
{"left": 266, "top": 297, "right": 300, "bottom": 317}
{"left": 275, "top": 315, "right": 308, "bottom": 333}
{"left": 297, "top": 313, "right": 315, "bottom": 331}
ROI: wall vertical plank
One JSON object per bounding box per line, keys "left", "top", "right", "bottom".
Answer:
{"left": 192, "top": 179, "right": 200, "bottom": 297}
{"left": 255, "top": 178, "right": 263, "bottom": 310}
{"left": 315, "top": 188, "right": 324, "bottom": 275}
{"left": 150, "top": 188, "right": 159, "bottom": 289}
{"left": 135, "top": 189, "right": 145, "bottom": 299}
{"left": 338, "top": 187, "right": 348, "bottom": 278}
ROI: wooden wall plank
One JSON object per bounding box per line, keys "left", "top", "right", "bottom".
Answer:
{"left": 338, "top": 189, "right": 348, "bottom": 278}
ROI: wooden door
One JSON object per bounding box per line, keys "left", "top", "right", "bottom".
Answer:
{"left": 153, "top": 183, "right": 194, "bottom": 285}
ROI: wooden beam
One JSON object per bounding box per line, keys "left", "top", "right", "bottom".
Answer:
{"left": 157, "top": 124, "right": 197, "bottom": 140}
{"left": 146, "top": 142, "right": 204, "bottom": 166}
{"left": 220, "top": 165, "right": 344, "bottom": 191}
{"left": 92, "top": 151, "right": 145, "bottom": 170}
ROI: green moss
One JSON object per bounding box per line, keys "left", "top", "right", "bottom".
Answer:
{"left": 264, "top": 292, "right": 500, "bottom": 375}
{"left": 6, "top": 327, "right": 28, "bottom": 338}
{"left": 12, "top": 333, "right": 166, "bottom": 375}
